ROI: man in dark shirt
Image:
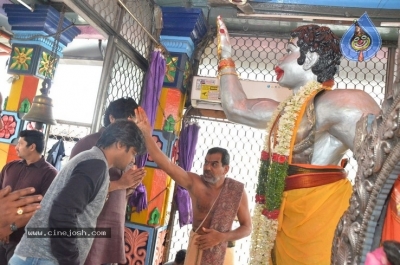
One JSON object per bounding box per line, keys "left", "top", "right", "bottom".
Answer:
{"left": 10, "top": 120, "right": 147, "bottom": 265}
{"left": 0, "top": 93, "right": 43, "bottom": 241}
{"left": 70, "top": 97, "right": 146, "bottom": 265}
{"left": 0, "top": 130, "right": 58, "bottom": 263}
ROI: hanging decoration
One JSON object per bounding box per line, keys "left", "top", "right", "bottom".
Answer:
{"left": 175, "top": 120, "right": 200, "bottom": 227}
{"left": 129, "top": 48, "right": 166, "bottom": 212}
{"left": 340, "top": 12, "right": 381, "bottom": 62}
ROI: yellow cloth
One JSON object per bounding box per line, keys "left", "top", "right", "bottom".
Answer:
{"left": 275, "top": 178, "right": 352, "bottom": 265}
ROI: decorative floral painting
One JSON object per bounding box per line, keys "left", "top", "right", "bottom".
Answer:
{"left": 23, "top": 120, "right": 47, "bottom": 133}
{"left": 37, "top": 51, "right": 57, "bottom": 79}
{"left": 163, "top": 52, "right": 189, "bottom": 92}
{"left": 124, "top": 223, "right": 156, "bottom": 265}
{"left": 10, "top": 46, "right": 34, "bottom": 71}
{"left": 0, "top": 111, "right": 22, "bottom": 144}
{"left": 164, "top": 56, "right": 178, "bottom": 83}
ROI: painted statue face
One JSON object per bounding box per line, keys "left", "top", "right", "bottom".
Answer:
{"left": 351, "top": 33, "right": 371, "bottom": 52}
{"left": 275, "top": 37, "right": 311, "bottom": 90}
{"left": 202, "top": 153, "right": 228, "bottom": 185}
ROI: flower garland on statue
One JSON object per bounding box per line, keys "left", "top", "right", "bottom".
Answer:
{"left": 250, "top": 80, "right": 330, "bottom": 265}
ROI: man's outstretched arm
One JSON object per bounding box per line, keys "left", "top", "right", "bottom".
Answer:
{"left": 134, "top": 107, "right": 194, "bottom": 190}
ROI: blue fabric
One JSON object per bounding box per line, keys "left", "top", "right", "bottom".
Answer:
{"left": 9, "top": 254, "right": 57, "bottom": 265}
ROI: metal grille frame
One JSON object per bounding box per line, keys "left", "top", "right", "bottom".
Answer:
{"left": 61, "top": 0, "right": 153, "bottom": 133}
{"left": 45, "top": 0, "right": 153, "bottom": 163}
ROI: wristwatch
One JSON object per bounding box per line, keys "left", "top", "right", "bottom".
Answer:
{"left": 10, "top": 222, "right": 17, "bottom": 232}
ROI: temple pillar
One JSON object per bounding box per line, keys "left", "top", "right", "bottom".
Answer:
{"left": 124, "top": 7, "right": 207, "bottom": 264}
{"left": 0, "top": 4, "right": 80, "bottom": 167}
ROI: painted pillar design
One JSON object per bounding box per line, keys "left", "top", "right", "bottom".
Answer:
{"left": 124, "top": 7, "right": 207, "bottom": 265}
{"left": 0, "top": 5, "right": 80, "bottom": 167}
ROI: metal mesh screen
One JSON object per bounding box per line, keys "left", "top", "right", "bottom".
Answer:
{"left": 82, "top": 0, "right": 153, "bottom": 59}
{"left": 45, "top": 49, "right": 145, "bottom": 159}
{"left": 45, "top": 0, "right": 150, "bottom": 159}
{"left": 106, "top": 48, "right": 145, "bottom": 107}
{"left": 167, "top": 35, "right": 392, "bottom": 264}
{"left": 120, "top": 0, "right": 153, "bottom": 60}
{"left": 337, "top": 48, "right": 387, "bottom": 104}
{"left": 84, "top": 0, "right": 119, "bottom": 28}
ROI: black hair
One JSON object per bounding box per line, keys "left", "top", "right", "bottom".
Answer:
{"left": 96, "top": 120, "right": 146, "bottom": 155}
{"left": 207, "top": 147, "right": 230, "bottom": 166}
{"left": 290, "top": 24, "right": 342, "bottom": 83}
{"left": 383, "top": 240, "right": 400, "bottom": 265}
{"left": 103, "top": 97, "right": 139, "bottom": 127}
{"left": 19, "top": 130, "right": 45, "bottom": 154}
{"left": 175, "top": 249, "right": 186, "bottom": 263}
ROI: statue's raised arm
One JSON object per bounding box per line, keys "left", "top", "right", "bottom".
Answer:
{"left": 216, "top": 16, "right": 279, "bottom": 129}
{"left": 217, "top": 16, "right": 380, "bottom": 160}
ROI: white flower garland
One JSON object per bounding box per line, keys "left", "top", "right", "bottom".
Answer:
{"left": 250, "top": 80, "right": 327, "bottom": 265}
{"left": 264, "top": 80, "right": 323, "bottom": 155}
{"left": 250, "top": 205, "right": 278, "bottom": 265}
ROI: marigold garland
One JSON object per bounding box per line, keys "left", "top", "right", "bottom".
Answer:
{"left": 250, "top": 81, "right": 330, "bottom": 265}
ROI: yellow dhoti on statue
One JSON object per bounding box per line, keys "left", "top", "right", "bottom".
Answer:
{"left": 275, "top": 177, "right": 352, "bottom": 265}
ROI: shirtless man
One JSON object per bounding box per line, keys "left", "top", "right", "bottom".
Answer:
{"left": 135, "top": 107, "right": 252, "bottom": 265}
{"left": 216, "top": 16, "right": 380, "bottom": 264}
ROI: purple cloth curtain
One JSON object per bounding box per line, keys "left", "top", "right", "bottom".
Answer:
{"left": 175, "top": 121, "right": 200, "bottom": 227}
{"left": 129, "top": 50, "right": 166, "bottom": 212}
